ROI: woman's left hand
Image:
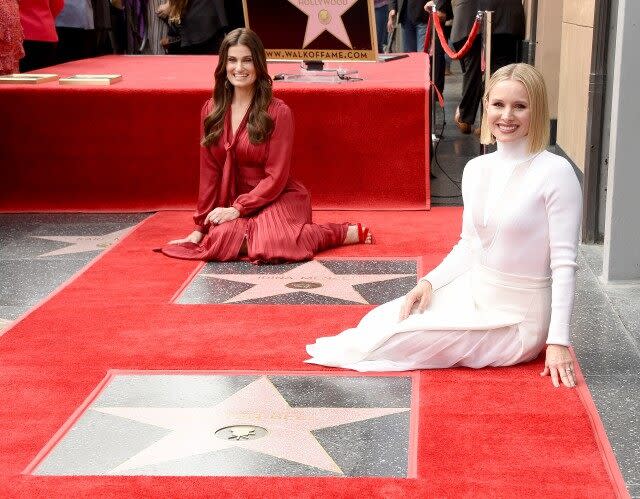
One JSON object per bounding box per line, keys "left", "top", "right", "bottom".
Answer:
{"left": 205, "top": 207, "right": 240, "bottom": 226}
{"left": 540, "top": 344, "right": 576, "bottom": 388}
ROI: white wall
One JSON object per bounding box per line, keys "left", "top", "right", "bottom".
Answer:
{"left": 602, "top": 0, "right": 640, "bottom": 282}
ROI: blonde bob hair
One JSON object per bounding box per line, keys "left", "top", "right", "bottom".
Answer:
{"left": 480, "top": 63, "right": 550, "bottom": 154}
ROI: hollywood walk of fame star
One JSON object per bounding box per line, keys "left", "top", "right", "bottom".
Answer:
{"left": 287, "top": 0, "right": 358, "bottom": 48}
{"left": 92, "top": 376, "right": 409, "bottom": 474}
{"left": 0, "top": 318, "right": 12, "bottom": 335}
{"left": 31, "top": 228, "right": 132, "bottom": 257}
{"left": 201, "top": 260, "right": 413, "bottom": 304}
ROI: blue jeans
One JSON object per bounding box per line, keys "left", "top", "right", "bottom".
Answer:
{"left": 375, "top": 4, "right": 389, "bottom": 53}
{"left": 402, "top": 20, "right": 427, "bottom": 52}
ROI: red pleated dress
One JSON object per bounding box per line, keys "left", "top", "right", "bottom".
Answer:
{"left": 161, "top": 98, "right": 348, "bottom": 264}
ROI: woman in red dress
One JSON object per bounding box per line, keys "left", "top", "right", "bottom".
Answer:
{"left": 162, "top": 28, "right": 372, "bottom": 264}
{"left": 0, "top": 0, "right": 24, "bottom": 75}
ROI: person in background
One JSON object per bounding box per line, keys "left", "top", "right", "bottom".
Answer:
{"left": 55, "top": 0, "right": 96, "bottom": 63}
{"left": 0, "top": 0, "right": 24, "bottom": 74}
{"left": 443, "top": 16, "right": 452, "bottom": 75}
{"left": 434, "top": 0, "right": 479, "bottom": 133}
{"left": 156, "top": 0, "right": 227, "bottom": 54}
{"left": 93, "top": 0, "right": 115, "bottom": 56}
{"left": 224, "top": 0, "right": 245, "bottom": 32}
{"left": 160, "top": 28, "right": 372, "bottom": 263}
{"left": 374, "top": 0, "right": 388, "bottom": 53}
{"left": 144, "top": 0, "right": 168, "bottom": 54}
{"left": 486, "top": 0, "right": 525, "bottom": 70}
{"left": 434, "top": 0, "right": 525, "bottom": 134}
{"left": 425, "top": 0, "right": 452, "bottom": 94}
{"left": 387, "top": 0, "right": 429, "bottom": 52}
{"left": 107, "top": 0, "right": 126, "bottom": 53}
{"left": 18, "top": 0, "right": 64, "bottom": 71}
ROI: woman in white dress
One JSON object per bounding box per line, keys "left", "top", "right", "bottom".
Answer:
{"left": 306, "top": 63, "right": 582, "bottom": 389}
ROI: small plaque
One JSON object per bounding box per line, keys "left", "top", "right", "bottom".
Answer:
{"left": 0, "top": 73, "right": 59, "bottom": 84}
{"left": 59, "top": 74, "right": 123, "bottom": 86}
{"left": 215, "top": 425, "right": 269, "bottom": 441}
{"left": 285, "top": 281, "right": 323, "bottom": 289}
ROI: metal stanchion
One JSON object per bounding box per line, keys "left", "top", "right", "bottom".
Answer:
{"left": 481, "top": 10, "right": 493, "bottom": 155}
{"left": 428, "top": 5, "right": 438, "bottom": 178}
{"left": 483, "top": 11, "right": 493, "bottom": 91}
{"left": 429, "top": 6, "right": 437, "bottom": 142}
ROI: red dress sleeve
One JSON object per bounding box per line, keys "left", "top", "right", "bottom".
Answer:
{"left": 51, "top": 0, "right": 65, "bottom": 17}
{"left": 231, "top": 102, "right": 294, "bottom": 216}
{"left": 193, "top": 100, "right": 222, "bottom": 233}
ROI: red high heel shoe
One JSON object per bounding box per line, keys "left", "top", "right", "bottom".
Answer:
{"left": 357, "top": 223, "right": 373, "bottom": 244}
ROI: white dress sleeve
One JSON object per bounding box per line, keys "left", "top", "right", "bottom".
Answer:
{"left": 421, "top": 163, "right": 476, "bottom": 290}
{"left": 543, "top": 159, "right": 583, "bottom": 346}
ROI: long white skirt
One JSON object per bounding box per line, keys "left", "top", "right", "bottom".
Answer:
{"left": 305, "top": 265, "right": 552, "bottom": 371}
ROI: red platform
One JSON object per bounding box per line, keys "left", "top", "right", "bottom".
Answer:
{"left": 0, "top": 54, "right": 431, "bottom": 212}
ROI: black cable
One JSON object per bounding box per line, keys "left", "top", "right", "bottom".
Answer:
{"left": 430, "top": 96, "right": 462, "bottom": 199}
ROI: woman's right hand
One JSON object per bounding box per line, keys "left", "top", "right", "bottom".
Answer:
{"left": 399, "top": 280, "right": 433, "bottom": 321}
{"left": 168, "top": 230, "right": 204, "bottom": 245}
{"left": 387, "top": 10, "right": 396, "bottom": 33}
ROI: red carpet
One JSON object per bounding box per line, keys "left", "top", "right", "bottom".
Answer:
{"left": 0, "top": 209, "right": 626, "bottom": 497}
{"left": 0, "top": 55, "right": 430, "bottom": 212}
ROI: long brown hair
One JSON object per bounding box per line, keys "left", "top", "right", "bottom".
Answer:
{"left": 202, "top": 28, "right": 274, "bottom": 146}
{"left": 166, "top": 0, "right": 189, "bottom": 23}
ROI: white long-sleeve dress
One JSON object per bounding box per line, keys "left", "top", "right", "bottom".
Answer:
{"left": 306, "top": 138, "right": 583, "bottom": 371}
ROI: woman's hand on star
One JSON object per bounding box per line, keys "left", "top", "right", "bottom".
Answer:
{"left": 206, "top": 207, "right": 240, "bottom": 226}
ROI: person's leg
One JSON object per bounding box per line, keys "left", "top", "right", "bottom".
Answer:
{"left": 433, "top": 32, "right": 446, "bottom": 93}
{"left": 352, "top": 326, "right": 523, "bottom": 371}
{"left": 415, "top": 22, "right": 427, "bottom": 52}
{"left": 402, "top": 19, "right": 417, "bottom": 52}
{"left": 490, "top": 34, "right": 520, "bottom": 73}
{"left": 95, "top": 29, "right": 113, "bottom": 56}
{"left": 19, "top": 41, "right": 57, "bottom": 72}
{"left": 456, "top": 36, "right": 482, "bottom": 127}
{"left": 81, "top": 29, "right": 98, "bottom": 59}
{"left": 375, "top": 4, "right": 388, "bottom": 53}
{"left": 109, "top": 4, "right": 127, "bottom": 53}
{"left": 56, "top": 27, "right": 94, "bottom": 64}
{"left": 296, "top": 221, "right": 372, "bottom": 252}
{"left": 56, "top": 27, "right": 75, "bottom": 64}
{"left": 298, "top": 223, "right": 349, "bottom": 255}
{"left": 444, "top": 25, "right": 452, "bottom": 74}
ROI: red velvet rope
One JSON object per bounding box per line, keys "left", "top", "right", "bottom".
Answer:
{"left": 423, "top": 15, "right": 432, "bottom": 53}
{"left": 431, "top": 12, "right": 482, "bottom": 60}
{"left": 431, "top": 81, "right": 444, "bottom": 108}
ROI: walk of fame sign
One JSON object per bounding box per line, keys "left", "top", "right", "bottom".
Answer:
{"left": 242, "top": 0, "right": 378, "bottom": 61}
{"left": 27, "top": 371, "right": 417, "bottom": 477}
